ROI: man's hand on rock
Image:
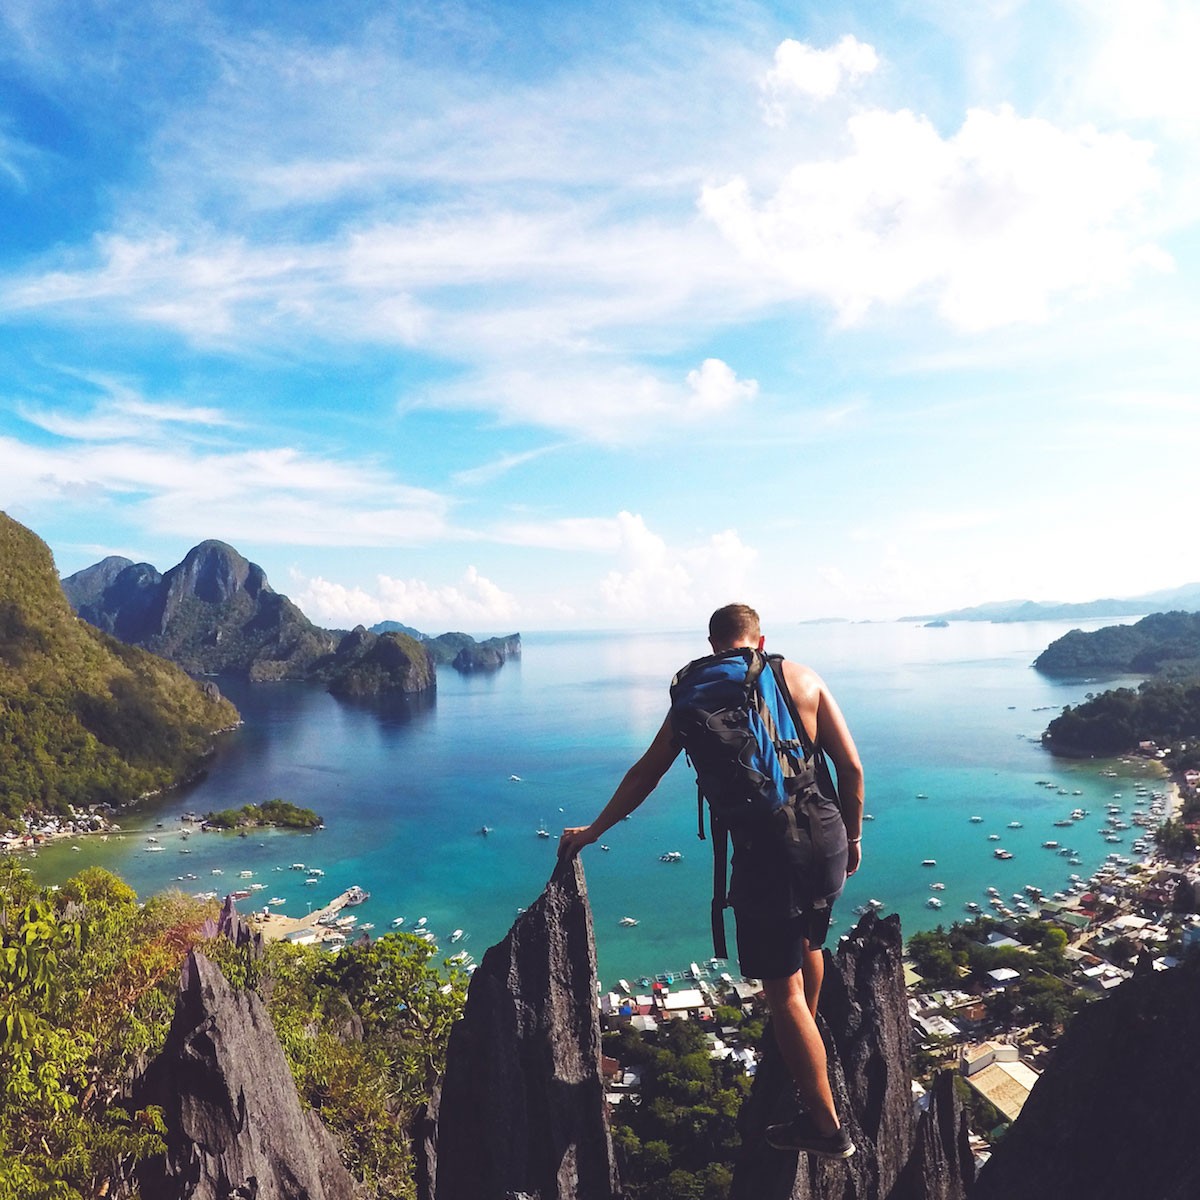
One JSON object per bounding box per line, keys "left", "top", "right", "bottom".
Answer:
{"left": 558, "top": 826, "right": 596, "bottom": 860}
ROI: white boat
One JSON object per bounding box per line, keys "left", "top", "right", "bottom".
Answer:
{"left": 929, "top": 881, "right": 945, "bottom": 891}
{"left": 145, "top": 845, "right": 164, "bottom": 852}
{"left": 211, "top": 868, "right": 223, "bottom": 875}
{"left": 304, "top": 877, "right": 318, "bottom": 885}
{"left": 1008, "top": 821, "right": 1023, "bottom": 829}
{"left": 239, "top": 870, "right": 253, "bottom": 878}
{"left": 509, "top": 774, "right": 522, "bottom": 782}
{"left": 927, "top": 897, "right": 943, "bottom": 909}
{"left": 659, "top": 850, "right": 683, "bottom": 863}
{"left": 450, "top": 929, "right": 464, "bottom": 943}
{"left": 600, "top": 845, "right": 611, "bottom": 851}
{"left": 392, "top": 917, "right": 406, "bottom": 927}
{"left": 359, "top": 922, "right": 375, "bottom": 931}
{"left": 969, "top": 815, "right": 983, "bottom": 823}
{"left": 268, "top": 897, "right": 286, "bottom": 905}
{"left": 307, "top": 867, "right": 324, "bottom": 877}
{"left": 416, "top": 916, "right": 427, "bottom": 927}
{"left": 536, "top": 820, "right": 551, "bottom": 838}
{"left": 344, "top": 885, "right": 369, "bottom": 905}
{"left": 619, "top": 916, "right": 639, "bottom": 927}
{"left": 290, "top": 863, "right": 306, "bottom": 870}
{"left": 921, "top": 859, "right": 937, "bottom": 867}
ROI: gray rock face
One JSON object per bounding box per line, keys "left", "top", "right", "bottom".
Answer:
{"left": 61, "top": 540, "right": 337, "bottom": 680}
{"left": 135, "top": 951, "right": 359, "bottom": 1200}
{"left": 731, "top": 912, "right": 972, "bottom": 1200}
{"left": 972, "top": 950, "right": 1200, "bottom": 1200}
{"left": 420, "top": 857, "right": 624, "bottom": 1200}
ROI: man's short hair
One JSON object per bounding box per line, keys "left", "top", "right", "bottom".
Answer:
{"left": 709, "top": 603, "right": 761, "bottom": 647}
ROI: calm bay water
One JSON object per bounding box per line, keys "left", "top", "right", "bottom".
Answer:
{"left": 26, "top": 619, "right": 1158, "bottom": 986}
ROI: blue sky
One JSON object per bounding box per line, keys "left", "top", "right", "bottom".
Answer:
{"left": 2, "top": 0, "right": 1199, "bottom": 633}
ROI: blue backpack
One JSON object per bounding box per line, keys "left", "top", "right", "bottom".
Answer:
{"left": 669, "top": 649, "right": 846, "bottom": 957}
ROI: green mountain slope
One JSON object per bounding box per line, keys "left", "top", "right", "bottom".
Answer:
{"left": 0, "top": 513, "right": 239, "bottom": 822}
{"left": 1034, "top": 611, "right": 1200, "bottom": 677}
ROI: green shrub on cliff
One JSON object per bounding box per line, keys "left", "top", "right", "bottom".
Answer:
{"left": 0, "top": 513, "right": 239, "bottom": 822}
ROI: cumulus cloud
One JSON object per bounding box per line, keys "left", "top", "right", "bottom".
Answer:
{"left": 702, "top": 104, "right": 1169, "bottom": 329}
{"left": 597, "top": 513, "right": 758, "bottom": 622}
{"left": 761, "top": 35, "right": 879, "bottom": 124}
{"left": 685, "top": 358, "right": 759, "bottom": 413}
{"left": 293, "top": 566, "right": 517, "bottom": 629}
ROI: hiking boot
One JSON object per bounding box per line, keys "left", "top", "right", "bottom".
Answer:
{"left": 765, "top": 1114, "right": 855, "bottom": 1159}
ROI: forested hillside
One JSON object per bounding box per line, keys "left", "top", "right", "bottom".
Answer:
{"left": 0, "top": 513, "right": 238, "bottom": 821}
{"left": 1034, "top": 611, "right": 1200, "bottom": 677}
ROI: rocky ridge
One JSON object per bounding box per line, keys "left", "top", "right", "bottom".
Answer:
{"left": 418, "top": 857, "right": 624, "bottom": 1200}
{"left": 134, "top": 950, "right": 360, "bottom": 1200}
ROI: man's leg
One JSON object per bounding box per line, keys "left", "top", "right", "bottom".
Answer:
{"left": 760, "top": 970, "right": 840, "bottom": 1135}
{"left": 799, "top": 938, "right": 823, "bottom": 1018}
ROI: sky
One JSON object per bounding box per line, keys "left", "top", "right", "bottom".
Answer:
{"left": 1, "top": 0, "right": 1199, "bottom": 634}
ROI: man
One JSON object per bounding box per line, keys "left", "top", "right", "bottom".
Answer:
{"left": 558, "top": 603, "right": 864, "bottom": 1159}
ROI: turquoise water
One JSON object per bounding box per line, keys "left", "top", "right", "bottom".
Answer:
{"left": 24, "top": 619, "right": 1160, "bottom": 986}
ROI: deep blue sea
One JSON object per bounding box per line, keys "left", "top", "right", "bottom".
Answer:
{"left": 26, "top": 619, "right": 1161, "bottom": 987}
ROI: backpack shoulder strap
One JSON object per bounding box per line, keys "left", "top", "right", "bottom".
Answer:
{"left": 765, "top": 653, "right": 813, "bottom": 755}
{"left": 767, "top": 654, "right": 840, "bottom": 799}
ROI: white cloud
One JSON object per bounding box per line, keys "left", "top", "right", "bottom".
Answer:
{"left": 20, "top": 382, "right": 236, "bottom": 441}
{"left": 685, "top": 358, "right": 758, "bottom": 413}
{"left": 598, "top": 513, "right": 758, "bottom": 622}
{"left": 761, "top": 35, "right": 879, "bottom": 124}
{"left": 293, "top": 566, "right": 517, "bottom": 630}
{"left": 701, "top": 104, "right": 1169, "bottom": 329}
{"left": 1080, "top": 0, "right": 1200, "bottom": 129}
{"left": 0, "top": 433, "right": 450, "bottom": 549}
{"left": 435, "top": 357, "right": 758, "bottom": 441}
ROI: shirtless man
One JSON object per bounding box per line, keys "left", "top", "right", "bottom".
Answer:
{"left": 558, "top": 603, "right": 864, "bottom": 1158}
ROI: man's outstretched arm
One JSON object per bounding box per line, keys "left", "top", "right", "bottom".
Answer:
{"left": 558, "top": 715, "right": 681, "bottom": 859}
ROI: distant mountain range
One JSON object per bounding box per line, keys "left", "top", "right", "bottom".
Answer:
{"left": 904, "top": 581, "right": 1200, "bottom": 624}
{"left": 61, "top": 542, "right": 519, "bottom": 692}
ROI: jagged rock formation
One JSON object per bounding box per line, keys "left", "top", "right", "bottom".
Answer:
{"left": 971, "top": 950, "right": 1200, "bottom": 1200}
{"left": 134, "top": 950, "right": 359, "bottom": 1200}
{"left": 418, "top": 857, "right": 624, "bottom": 1200}
{"left": 63, "top": 540, "right": 338, "bottom": 680}
{"left": 196, "top": 894, "right": 266, "bottom": 959}
{"left": 315, "top": 625, "right": 437, "bottom": 697}
{"left": 731, "top": 912, "right": 972, "bottom": 1200}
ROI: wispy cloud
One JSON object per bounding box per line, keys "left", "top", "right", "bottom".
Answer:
{"left": 0, "top": 428, "right": 451, "bottom": 549}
